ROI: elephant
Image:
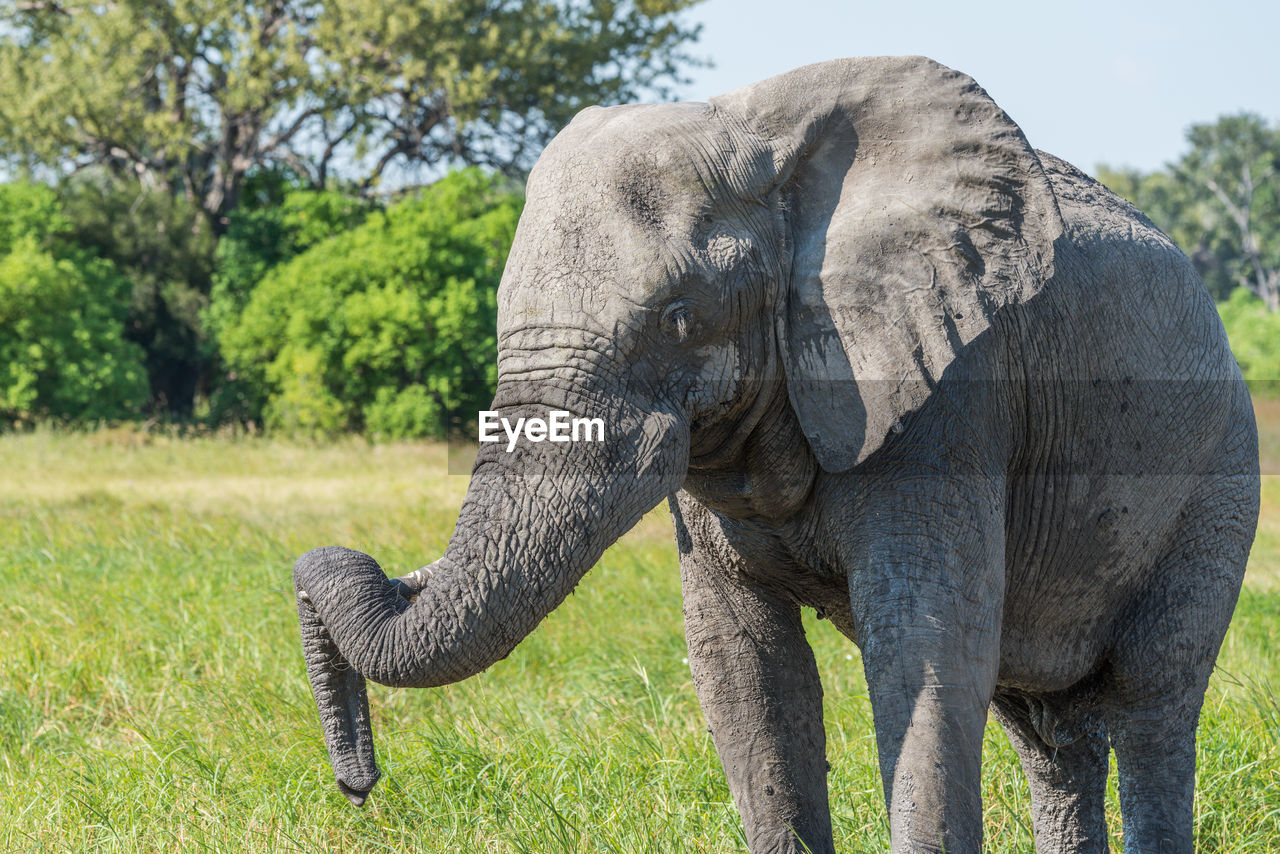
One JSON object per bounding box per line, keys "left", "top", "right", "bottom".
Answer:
{"left": 292, "top": 56, "right": 1260, "bottom": 853}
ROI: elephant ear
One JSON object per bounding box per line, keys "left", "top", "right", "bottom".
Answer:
{"left": 711, "top": 57, "right": 1064, "bottom": 472}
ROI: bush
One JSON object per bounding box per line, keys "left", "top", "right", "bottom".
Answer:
{"left": 204, "top": 173, "right": 376, "bottom": 424}
{"left": 1218, "top": 287, "right": 1280, "bottom": 396}
{"left": 207, "top": 174, "right": 375, "bottom": 342}
{"left": 59, "top": 172, "right": 216, "bottom": 415}
{"left": 0, "top": 182, "right": 149, "bottom": 423}
{"left": 218, "top": 169, "right": 521, "bottom": 438}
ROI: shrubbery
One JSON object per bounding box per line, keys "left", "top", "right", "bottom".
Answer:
{"left": 207, "top": 173, "right": 376, "bottom": 343}
{"left": 3, "top": 161, "right": 1275, "bottom": 436}
{"left": 217, "top": 169, "right": 521, "bottom": 438}
{"left": 0, "top": 183, "right": 148, "bottom": 423}
{"left": 0, "top": 169, "right": 518, "bottom": 435}
{"left": 58, "top": 172, "right": 216, "bottom": 415}
{"left": 203, "top": 173, "right": 378, "bottom": 424}
{"left": 1218, "top": 288, "right": 1280, "bottom": 396}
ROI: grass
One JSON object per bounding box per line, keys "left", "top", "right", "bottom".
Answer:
{"left": 0, "top": 413, "right": 1277, "bottom": 853}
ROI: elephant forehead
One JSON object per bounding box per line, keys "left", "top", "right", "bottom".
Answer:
{"left": 529, "top": 103, "right": 724, "bottom": 233}
{"left": 497, "top": 207, "right": 677, "bottom": 341}
{"left": 527, "top": 154, "right": 703, "bottom": 242}
{"left": 507, "top": 175, "right": 675, "bottom": 272}
{"left": 497, "top": 102, "right": 754, "bottom": 333}
{"left": 503, "top": 179, "right": 698, "bottom": 323}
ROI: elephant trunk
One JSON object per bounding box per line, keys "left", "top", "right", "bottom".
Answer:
{"left": 294, "top": 396, "right": 688, "bottom": 805}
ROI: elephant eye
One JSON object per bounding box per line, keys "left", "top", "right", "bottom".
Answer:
{"left": 661, "top": 301, "right": 695, "bottom": 342}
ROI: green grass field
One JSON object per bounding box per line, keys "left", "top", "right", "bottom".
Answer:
{"left": 1, "top": 410, "right": 1278, "bottom": 853}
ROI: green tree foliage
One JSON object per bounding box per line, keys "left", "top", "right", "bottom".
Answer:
{"left": 1098, "top": 114, "right": 1280, "bottom": 309}
{"left": 207, "top": 172, "right": 376, "bottom": 343}
{"left": 218, "top": 169, "right": 520, "bottom": 437}
{"left": 1218, "top": 288, "right": 1280, "bottom": 395}
{"left": 0, "top": 183, "right": 148, "bottom": 423}
{"left": 57, "top": 172, "right": 215, "bottom": 414}
{"left": 1181, "top": 115, "right": 1280, "bottom": 311}
{"left": 0, "top": 0, "right": 705, "bottom": 228}
{"left": 0, "top": 0, "right": 704, "bottom": 424}
{"left": 204, "top": 171, "right": 376, "bottom": 423}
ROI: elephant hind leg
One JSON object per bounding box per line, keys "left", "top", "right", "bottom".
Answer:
{"left": 991, "top": 686, "right": 1110, "bottom": 854}
{"left": 1106, "top": 699, "right": 1199, "bottom": 854}
{"left": 1104, "top": 600, "right": 1235, "bottom": 854}
{"left": 1104, "top": 471, "right": 1255, "bottom": 854}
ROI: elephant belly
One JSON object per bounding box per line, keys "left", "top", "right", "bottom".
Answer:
{"left": 996, "top": 282, "right": 1245, "bottom": 692}
{"left": 996, "top": 470, "right": 1194, "bottom": 693}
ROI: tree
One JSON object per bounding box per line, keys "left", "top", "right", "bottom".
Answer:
{"left": 1217, "top": 287, "right": 1280, "bottom": 395}
{"left": 0, "top": 0, "right": 704, "bottom": 421}
{"left": 203, "top": 171, "right": 377, "bottom": 423}
{"left": 217, "top": 168, "right": 520, "bottom": 437}
{"left": 1179, "top": 115, "right": 1279, "bottom": 311}
{"left": 1098, "top": 114, "right": 1280, "bottom": 310}
{"left": 57, "top": 172, "right": 216, "bottom": 414}
{"left": 207, "top": 171, "right": 376, "bottom": 341}
{"left": 0, "top": 0, "right": 706, "bottom": 232}
{"left": 0, "top": 183, "right": 149, "bottom": 423}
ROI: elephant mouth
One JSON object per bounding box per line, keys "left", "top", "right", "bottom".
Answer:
{"left": 688, "top": 371, "right": 783, "bottom": 471}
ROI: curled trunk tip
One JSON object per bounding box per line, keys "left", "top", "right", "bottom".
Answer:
{"left": 295, "top": 546, "right": 385, "bottom": 804}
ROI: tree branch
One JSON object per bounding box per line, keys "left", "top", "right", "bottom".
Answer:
{"left": 314, "top": 116, "right": 358, "bottom": 188}
{"left": 15, "top": 1, "right": 69, "bottom": 14}
{"left": 361, "top": 140, "right": 411, "bottom": 191}
{"left": 1204, "top": 164, "right": 1280, "bottom": 308}
{"left": 260, "top": 107, "right": 322, "bottom": 156}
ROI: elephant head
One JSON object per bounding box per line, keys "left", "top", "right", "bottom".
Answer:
{"left": 294, "top": 56, "right": 1064, "bottom": 804}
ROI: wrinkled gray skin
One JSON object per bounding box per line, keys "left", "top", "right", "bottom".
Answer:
{"left": 294, "top": 57, "right": 1260, "bottom": 853}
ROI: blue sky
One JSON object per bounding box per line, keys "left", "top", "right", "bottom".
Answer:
{"left": 674, "top": 0, "right": 1279, "bottom": 175}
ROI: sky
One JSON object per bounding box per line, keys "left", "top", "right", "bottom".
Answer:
{"left": 673, "top": 0, "right": 1279, "bottom": 175}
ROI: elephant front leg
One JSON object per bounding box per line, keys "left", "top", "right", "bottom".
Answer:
{"left": 854, "top": 479, "right": 1006, "bottom": 854}
{"left": 859, "top": 578, "right": 1000, "bottom": 854}
{"left": 678, "top": 506, "right": 833, "bottom": 854}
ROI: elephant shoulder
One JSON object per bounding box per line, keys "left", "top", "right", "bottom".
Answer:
{"left": 1034, "top": 150, "right": 1185, "bottom": 266}
{"left": 1033, "top": 149, "right": 1209, "bottom": 308}
{"left": 1030, "top": 150, "right": 1236, "bottom": 381}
